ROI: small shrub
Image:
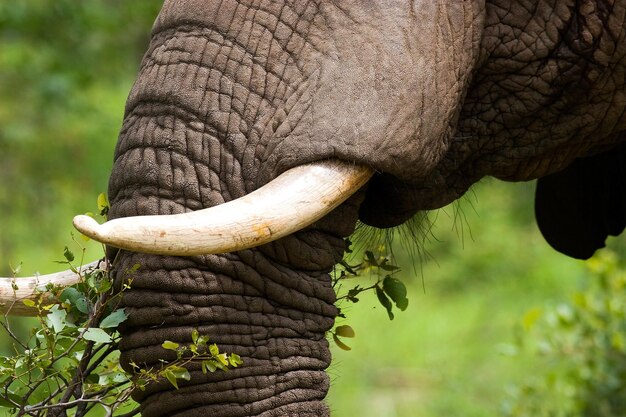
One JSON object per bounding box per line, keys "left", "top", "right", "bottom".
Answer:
{"left": 0, "top": 195, "right": 240, "bottom": 416}
{"left": 330, "top": 242, "right": 408, "bottom": 351}
{"left": 502, "top": 250, "right": 626, "bottom": 417}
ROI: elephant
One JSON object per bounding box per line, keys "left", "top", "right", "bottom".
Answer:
{"left": 4, "top": 1, "right": 626, "bottom": 416}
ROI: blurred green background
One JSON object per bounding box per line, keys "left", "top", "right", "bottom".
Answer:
{"left": 0, "top": 1, "right": 162, "bottom": 274}
{"left": 1, "top": 2, "right": 624, "bottom": 416}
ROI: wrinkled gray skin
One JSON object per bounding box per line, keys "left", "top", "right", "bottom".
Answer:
{"left": 108, "top": 1, "right": 626, "bottom": 416}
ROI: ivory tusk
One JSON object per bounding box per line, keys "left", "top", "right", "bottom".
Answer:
{"left": 0, "top": 260, "right": 102, "bottom": 316}
{"left": 73, "top": 160, "right": 374, "bottom": 256}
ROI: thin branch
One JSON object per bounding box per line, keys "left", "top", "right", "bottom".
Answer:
{"left": 0, "top": 318, "right": 28, "bottom": 349}
{"left": 83, "top": 342, "right": 118, "bottom": 376}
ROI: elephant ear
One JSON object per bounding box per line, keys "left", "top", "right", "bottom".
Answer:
{"left": 534, "top": 142, "right": 626, "bottom": 260}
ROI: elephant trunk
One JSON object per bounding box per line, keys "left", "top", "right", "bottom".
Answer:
{"left": 102, "top": 1, "right": 452, "bottom": 413}
{"left": 113, "top": 215, "right": 359, "bottom": 416}
{"left": 106, "top": 90, "right": 366, "bottom": 412}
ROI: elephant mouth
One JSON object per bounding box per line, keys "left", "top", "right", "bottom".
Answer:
{"left": 0, "top": 160, "right": 372, "bottom": 315}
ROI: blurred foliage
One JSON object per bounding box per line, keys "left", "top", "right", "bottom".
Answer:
{"left": 328, "top": 180, "right": 594, "bottom": 417}
{"left": 502, "top": 250, "right": 626, "bottom": 417}
{"left": 329, "top": 178, "right": 626, "bottom": 417}
{"left": 0, "top": 1, "right": 162, "bottom": 275}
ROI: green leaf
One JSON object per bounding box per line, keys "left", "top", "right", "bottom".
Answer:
{"left": 60, "top": 287, "right": 80, "bottom": 304}
{"left": 382, "top": 276, "right": 409, "bottom": 311}
{"left": 379, "top": 259, "right": 400, "bottom": 271}
{"left": 216, "top": 353, "right": 229, "bottom": 366}
{"left": 14, "top": 356, "right": 26, "bottom": 370}
{"left": 113, "top": 372, "right": 129, "bottom": 383}
{"left": 365, "top": 251, "right": 378, "bottom": 267}
{"left": 162, "top": 341, "right": 179, "bottom": 351}
{"left": 169, "top": 365, "right": 191, "bottom": 381}
{"left": 75, "top": 298, "right": 91, "bottom": 314}
{"left": 86, "top": 270, "right": 111, "bottom": 293}
{"left": 22, "top": 299, "right": 36, "bottom": 308}
{"left": 339, "top": 260, "right": 358, "bottom": 275}
{"left": 191, "top": 329, "right": 199, "bottom": 345}
{"left": 196, "top": 335, "right": 209, "bottom": 346}
{"left": 54, "top": 336, "right": 80, "bottom": 354}
{"left": 63, "top": 246, "right": 75, "bottom": 262}
{"left": 347, "top": 287, "right": 361, "bottom": 299}
{"left": 97, "top": 192, "right": 109, "bottom": 216}
{"left": 335, "top": 325, "right": 356, "bottom": 338}
{"left": 202, "top": 360, "right": 217, "bottom": 373}
{"left": 85, "top": 373, "right": 100, "bottom": 384}
{"left": 0, "top": 357, "right": 13, "bottom": 371}
{"left": 209, "top": 344, "right": 219, "bottom": 356}
{"left": 376, "top": 286, "right": 394, "bottom": 320}
{"left": 228, "top": 353, "right": 243, "bottom": 367}
{"left": 81, "top": 327, "right": 112, "bottom": 343}
{"left": 0, "top": 392, "right": 22, "bottom": 408}
{"left": 60, "top": 287, "right": 91, "bottom": 314}
{"left": 396, "top": 297, "right": 409, "bottom": 311}
{"left": 163, "top": 369, "right": 179, "bottom": 389}
{"left": 333, "top": 333, "right": 352, "bottom": 351}
{"left": 47, "top": 306, "right": 67, "bottom": 333}
{"left": 163, "top": 365, "right": 190, "bottom": 389}
{"left": 99, "top": 309, "right": 128, "bottom": 329}
{"left": 215, "top": 361, "right": 228, "bottom": 371}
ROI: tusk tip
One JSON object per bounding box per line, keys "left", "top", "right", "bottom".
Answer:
{"left": 73, "top": 215, "right": 101, "bottom": 239}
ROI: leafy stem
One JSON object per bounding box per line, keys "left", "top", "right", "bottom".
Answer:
{"left": 330, "top": 243, "right": 409, "bottom": 351}
{"left": 0, "top": 193, "right": 242, "bottom": 416}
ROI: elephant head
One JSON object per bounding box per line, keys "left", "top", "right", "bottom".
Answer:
{"left": 4, "top": 1, "right": 626, "bottom": 416}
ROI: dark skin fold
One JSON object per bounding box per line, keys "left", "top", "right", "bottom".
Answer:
{"left": 105, "top": 1, "right": 626, "bottom": 415}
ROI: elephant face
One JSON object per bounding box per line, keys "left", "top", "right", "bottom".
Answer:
{"left": 6, "top": 1, "right": 626, "bottom": 416}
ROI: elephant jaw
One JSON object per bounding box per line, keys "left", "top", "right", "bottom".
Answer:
{"left": 72, "top": 160, "right": 373, "bottom": 256}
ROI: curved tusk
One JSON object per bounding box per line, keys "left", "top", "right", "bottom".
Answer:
{"left": 0, "top": 260, "right": 102, "bottom": 316}
{"left": 73, "top": 160, "right": 374, "bottom": 256}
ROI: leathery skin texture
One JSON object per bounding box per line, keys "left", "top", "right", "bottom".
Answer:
{"left": 105, "top": 0, "right": 626, "bottom": 415}
{"left": 110, "top": 168, "right": 363, "bottom": 416}
{"left": 113, "top": 235, "right": 353, "bottom": 417}
{"left": 108, "top": 5, "right": 372, "bottom": 415}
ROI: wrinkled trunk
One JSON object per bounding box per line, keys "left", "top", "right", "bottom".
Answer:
{"left": 103, "top": 2, "right": 365, "bottom": 413}
{"left": 103, "top": 1, "right": 483, "bottom": 414}
{"left": 109, "top": 154, "right": 367, "bottom": 416}
{"left": 108, "top": 105, "right": 364, "bottom": 415}
{"left": 109, "top": 116, "right": 364, "bottom": 415}
{"left": 114, "top": 229, "right": 356, "bottom": 416}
